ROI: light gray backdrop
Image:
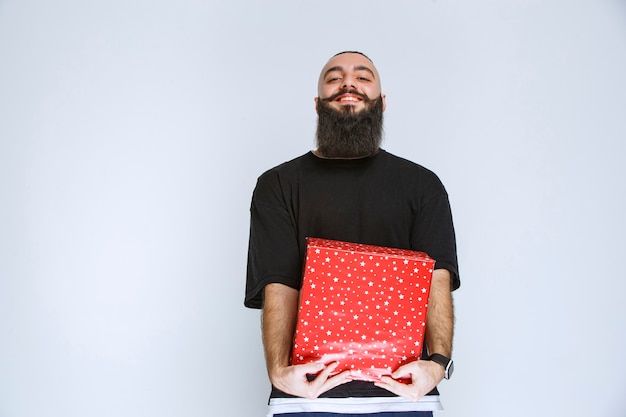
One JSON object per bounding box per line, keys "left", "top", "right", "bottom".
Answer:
{"left": 1, "top": 1, "right": 625, "bottom": 416}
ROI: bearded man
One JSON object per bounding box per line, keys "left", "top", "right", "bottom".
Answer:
{"left": 245, "top": 51, "right": 460, "bottom": 417}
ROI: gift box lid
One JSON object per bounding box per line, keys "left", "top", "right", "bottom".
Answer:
{"left": 291, "top": 238, "right": 435, "bottom": 382}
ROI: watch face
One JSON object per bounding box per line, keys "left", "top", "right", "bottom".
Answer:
{"left": 446, "top": 360, "right": 454, "bottom": 379}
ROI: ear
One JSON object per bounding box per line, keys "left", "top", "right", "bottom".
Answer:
{"left": 314, "top": 97, "right": 319, "bottom": 114}
{"left": 381, "top": 93, "right": 387, "bottom": 112}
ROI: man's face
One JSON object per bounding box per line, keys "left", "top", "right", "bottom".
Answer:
{"left": 316, "top": 53, "right": 386, "bottom": 114}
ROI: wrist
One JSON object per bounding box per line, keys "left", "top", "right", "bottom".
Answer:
{"left": 268, "top": 366, "right": 289, "bottom": 390}
{"left": 426, "top": 359, "right": 445, "bottom": 381}
{"left": 427, "top": 353, "right": 454, "bottom": 380}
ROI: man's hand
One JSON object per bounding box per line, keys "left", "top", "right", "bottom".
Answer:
{"left": 374, "top": 359, "right": 444, "bottom": 402}
{"left": 270, "top": 362, "right": 351, "bottom": 399}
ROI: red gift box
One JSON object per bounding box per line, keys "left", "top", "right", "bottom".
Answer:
{"left": 291, "top": 238, "right": 435, "bottom": 382}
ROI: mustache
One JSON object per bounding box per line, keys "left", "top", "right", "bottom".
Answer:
{"left": 320, "top": 89, "right": 371, "bottom": 103}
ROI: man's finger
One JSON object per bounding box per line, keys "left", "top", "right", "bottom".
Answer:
{"left": 297, "top": 362, "right": 325, "bottom": 376}
{"left": 391, "top": 362, "right": 416, "bottom": 380}
{"left": 310, "top": 362, "right": 339, "bottom": 386}
{"left": 322, "top": 369, "right": 351, "bottom": 391}
{"left": 375, "top": 377, "right": 408, "bottom": 397}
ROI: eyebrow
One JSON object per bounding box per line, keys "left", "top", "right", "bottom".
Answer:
{"left": 323, "top": 65, "right": 376, "bottom": 80}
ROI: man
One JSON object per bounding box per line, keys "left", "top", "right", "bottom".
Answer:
{"left": 245, "top": 51, "right": 460, "bottom": 417}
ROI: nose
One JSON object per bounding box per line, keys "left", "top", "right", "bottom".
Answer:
{"left": 341, "top": 75, "right": 357, "bottom": 90}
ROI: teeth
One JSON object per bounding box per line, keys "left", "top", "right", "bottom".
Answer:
{"left": 339, "top": 96, "right": 360, "bottom": 102}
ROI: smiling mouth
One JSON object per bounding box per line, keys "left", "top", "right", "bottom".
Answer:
{"left": 336, "top": 94, "right": 362, "bottom": 104}
{"left": 321, "top": 89, "right": 369, "bottom": 105}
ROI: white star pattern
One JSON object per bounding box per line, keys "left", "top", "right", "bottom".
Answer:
{"left": 291, "top": 238, "right": 434, "bottom": 382}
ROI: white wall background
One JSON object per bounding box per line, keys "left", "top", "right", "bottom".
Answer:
{"left": 1, "top": 1, "right": 625, "bottom": 416}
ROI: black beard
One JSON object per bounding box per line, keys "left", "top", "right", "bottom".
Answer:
{"left": 315, "top": 93, "right": 384, "bottom": 158}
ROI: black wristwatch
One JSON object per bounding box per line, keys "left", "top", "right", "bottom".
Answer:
{"left": 428, "top": 353, "right": 454, "bottom": 380}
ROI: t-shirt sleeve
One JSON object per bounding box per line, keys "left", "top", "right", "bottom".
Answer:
{"left": 244, "top": 170, "right": 303, "bottom": 309}
{"left": 411, "top": 186, "right": 460, "bottom": 291}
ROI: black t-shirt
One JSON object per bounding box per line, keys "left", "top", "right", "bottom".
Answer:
{"left": 245, "top": 149, "right": 459, "bottom": 398}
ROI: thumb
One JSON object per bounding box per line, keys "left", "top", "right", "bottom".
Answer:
{"left": 298, "top": 362, "right": 325, "bottom": 374}
{"left": 391, "top": 363, "right": 412, "bottom": 379}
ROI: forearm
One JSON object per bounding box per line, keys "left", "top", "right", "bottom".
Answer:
{"left": 261, "top": 283, "right": 300, "bottom": 380}
{"left": 425, "top": 269, "right": 454, "bottom": 357}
